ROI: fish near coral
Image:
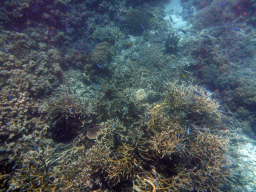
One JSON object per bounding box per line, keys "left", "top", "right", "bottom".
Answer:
{"left": 179, "top": 28, "right": 187, "bottom": 34}
{"left": 112, "top": 121, "right": 115, "bottom": 129}
{"left": 208, "top": 49, "right": 217, "bottom": 53}
{"left": 33, "top": 145, "right": 39, "bottom": 153}
{"left": 122, "top": 109, "right": 127, "bottom": 118}
{"left": 68, "top": 107, "right": 72, "bottom": 114}
{"left": 125, "top": 42, "right": 132, "bottom": 49}
{"left": 169, "top": 15, "right": 173, "bottom": 22}
{"left": 193, "top": 91, "right": 202, "bottom": 97}
{"left": 190, "top": 98, "right": 195, "bottom": 104}
{"left": 176, "top": 143, "right": 182, "bottom": 151}
{"left": 158, "top": 16, "right": 165, "bottom": 21}
{"left": 140, "top": 24, "right": 146, "bottom": 31}
{"left": 96, "top": 63, "right": 103, "bottom": 69}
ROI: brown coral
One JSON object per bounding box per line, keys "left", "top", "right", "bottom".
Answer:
{"left": 88, "top": 42, "right": 112, "bottom": 65}
{"left": 86, "top": 125, "right": 105, "bottom": 139}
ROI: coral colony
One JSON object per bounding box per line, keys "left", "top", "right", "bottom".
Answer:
{"left": 1, "top": 0, "right": 256, "bottom": 191}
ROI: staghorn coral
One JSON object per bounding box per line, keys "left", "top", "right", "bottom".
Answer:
{"left": 165, "top": 32, "right": 180, "bottom": 54}
{"left": 42, "top": 93, "right": 88, "bottom": 143}
{"left": 2, "top": 79, "right": 231, "bottom": 191}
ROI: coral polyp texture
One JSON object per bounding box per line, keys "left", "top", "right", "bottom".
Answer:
{"left": 3, "top": 0, "right": 254, "bottom": 191}
{"left": 3, "top": 82, "right": 230, "bottom": 191}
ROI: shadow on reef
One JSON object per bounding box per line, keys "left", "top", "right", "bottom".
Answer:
{"left": 45, "top": 94, "right": 87, "bottom": 143}
{"left": 49, "top": 113, "right": 82, "bottom": 143}
{"left": 165, "top": 32, "right": 180, "bottom": 54}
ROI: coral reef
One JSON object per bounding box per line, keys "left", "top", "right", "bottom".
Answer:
{"left": 4, "top": 82, "right": 230, "bottom": 191}
{"left": 124, "top": 8, "right": 151, "bottom": 35}
{"left": 165, "top": 32, "right": 180, "bottom": 54}
{"left": 87, "top": 42, "right": 112, "bottom": 66}
{"left": 2, "top": 0, "right": 248, "bottom": 191}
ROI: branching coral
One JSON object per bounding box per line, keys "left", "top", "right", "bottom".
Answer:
{"left": 165, "top": 32, "right": 180, "bottom": 54}
{"left": 42, "top": 93, "right": 88, "bottom": 143}
{"left": 3, "top": 80, "right": 231, "bottom": 191}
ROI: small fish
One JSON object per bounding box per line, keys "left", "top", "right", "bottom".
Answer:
{"left": 117, "top": 15, "right": 123, "bottom": 22}
{"left": 158, "top": 16, "right": 165, "bottom": 21}
{"left": 86, "top": 26, "right": 90, "bottom": 30}
{"left": 208, "top": 49, "right": 217, "bottom": 53}
{"left": 47, "top": 29, "right": 52, "bottom": 35}
{"left": 122, "top": 109, "right": 127, "bottom": 118}
{"left": 219, "top": 1, "right": 228, "bottom": 6}
{"left": 156, "top": 179, "right": 158, "bottom": 187}
{"left": 179, "top": 28, "right": 187, "bottom": 34}
{"left": 98, "top": 14, "right": 102, "bottom": 20}
{"left": 96, "top": 63, "right": 103, "bottom": 69}
{"left": 224, "top": 163, "right": 230, "bottom": 171}
{"left": 68, "top": 107, "right": 72, "bottom": 114}
{"left": 125, "top": 42, "right": 132, "bottom": 49}
{"left": 140, "top": 24, "right": 146, "bottom": 31}
{"left": 7, "top": 95, "right": 12, "bottom": 101}
{"left": 201, "top": 35, "right": 210, "bottom": 39}
{"left": 12, "top": 163, "right": 18, "bottom": 170}
{"left": 146, "top": 113, "right": 149, "bottom": 121}
{"left": 154, "top": 30, "right": 158, "bottom": 36}
{"left": 128, "top": 90, "right": 131, "bottom": 96}
{"left": 4, "top": 47, "right": 8, "bottom": 52}
{"left": 177, "top": 133, "right": 181, "bottom": 139}
{"left": 180, "top": 75, "right": 188, "bottom": 83}
{"left": 232, "top": 28, "right": 241, "bottom": 32}
{"left": 131, "top": 58, "right": 138, "bottom": 61}
{"left": 187, "top": 128, "right": 190, "bottom": 135}
{"left": 203, "top": 90, "right": 208, "bottom": 96}
{"left": 94, "top": 84, "right": 99, "bottom": 91}
{"left": 65, "top": 26, "right": 71, "bottom": 32}
{"left": 112, "top": 121, "right": 115, "bottom": 129}
{"left": 169, "top": 15, "right": 173, "bottom": 22}
{"left": 193, "top": 91, "right": 202, "bottom": 97}
{"left": 190, "top": 98, "right": 195, "bottom": 104}
{"left": 176, "top": 144, "right": 182, "bottom": 151}
{"left": 138, "top": 56, "right": 143, "bottom": 62}
{"left": 93, "top": 37, "right": 97, "bottom": 43}
{"left": 33, "top": 145, "right": 39, "bottom": 153}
